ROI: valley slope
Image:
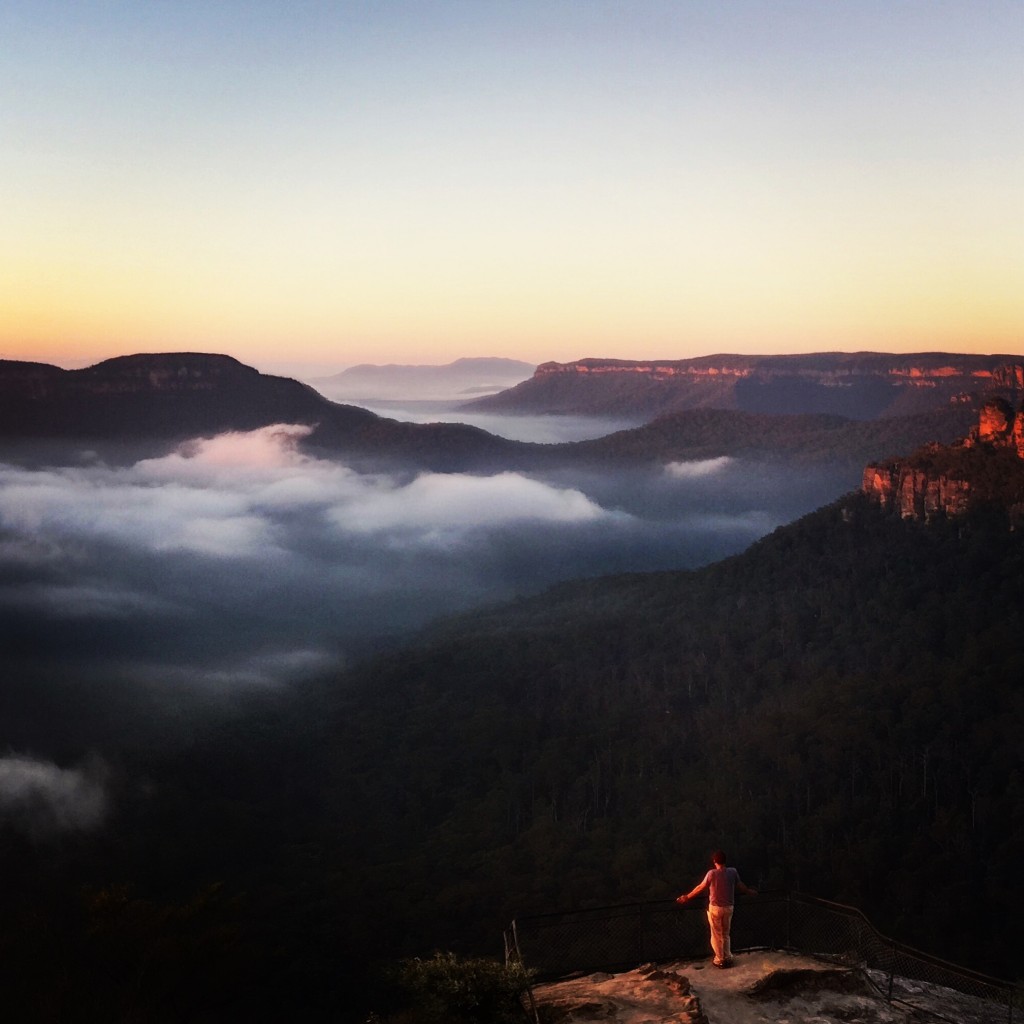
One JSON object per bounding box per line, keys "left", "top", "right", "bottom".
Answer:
{"left": 322, "top": 404, "right": 1024, "bottom": 985}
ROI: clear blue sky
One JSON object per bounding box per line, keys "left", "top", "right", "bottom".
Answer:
{"left": 3, "top": 1, "right": 1022, "bottom": 372}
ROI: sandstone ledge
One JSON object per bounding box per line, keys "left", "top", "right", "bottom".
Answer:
{"left": 531, "top": 951, "right": 907, "bottom": 1024}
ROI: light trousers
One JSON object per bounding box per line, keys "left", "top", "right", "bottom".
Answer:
{"left": 707, "top": 903, "right": 734, "bottom": 965}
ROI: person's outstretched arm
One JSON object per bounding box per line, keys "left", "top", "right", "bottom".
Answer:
{"left": 675, "top": 875, "right": 709, "bottom": 904}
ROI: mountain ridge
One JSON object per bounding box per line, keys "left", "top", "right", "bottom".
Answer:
{"left": 467, "top": 351, "right": 1024, "bottom": 420}
{"left": 0, "top": 352, "right": 525, "bottom": 470}
{"left": 0, "top": 352, "right": 983, "bottom": 473}
{"left": 311, "top": 356, "right": 534, "bottom": 399}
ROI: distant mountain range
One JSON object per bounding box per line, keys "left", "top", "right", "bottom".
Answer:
{"left": 466, "top": 352, "right": 1024, "bottom": 419}
{"left": 0, "top": 351, "right": 993, "bottom": 472}
{"left": 311, "top": 356, "right": 534, "bottom": 400}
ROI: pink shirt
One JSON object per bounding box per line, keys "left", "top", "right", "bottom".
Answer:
{"left": 704, "top": 866, "right": 741, "bottom": 906}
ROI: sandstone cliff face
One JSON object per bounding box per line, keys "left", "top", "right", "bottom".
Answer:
{"left": 533, "top": 354, "right": 1024, "bottom": 389}
{"left": 969, "top": 395, "right": 1024, "bottom": 458}
{"left": 472, "top": 353, "right": 1024, "bottom": 419}
{"left": 861, "top": 460, "right": 974, "bottom": 520}
{"left": 862, "top": 398, "right": 1024, "bottom": 522}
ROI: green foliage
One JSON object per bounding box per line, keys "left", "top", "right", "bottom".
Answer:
{"left": 388, "top": 952, "right": 532, "bottom": 1024}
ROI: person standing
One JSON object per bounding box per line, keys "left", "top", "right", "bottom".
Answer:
{"left": 676, "top": 850, "right": 757, "bottom": 968}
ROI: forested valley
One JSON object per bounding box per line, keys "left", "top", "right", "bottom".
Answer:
{"left": 327, "top": 494, "right": 1023, "bottom": 978}
{"left": 3, "top": 488, "right": 1022, "bottom": 1020}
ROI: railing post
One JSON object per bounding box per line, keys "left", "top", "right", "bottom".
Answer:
{"left": 887, "top": 938, "right": 895, "bottom": 1003}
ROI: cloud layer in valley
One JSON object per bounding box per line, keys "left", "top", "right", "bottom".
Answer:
{"left": 0, "top": 754, "right": 108, "bottom": 838}
{"left": 0, "top": 425, "right": 854, "bottom": 724}
{"left": 329, "top": 399, "right": 645, "bottom": 444}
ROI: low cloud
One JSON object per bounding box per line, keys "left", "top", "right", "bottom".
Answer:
{"left": 0, "top": 425, "right": 614, "bottom": 559}
{"left": 0, "top": 424, "right": 854, "bottom": 700}
{"left": 321, "top": 399, "right": 643, "bottom": 444}
{"left": 0, "top": 464, "right": 275, "bottom": 559}
{"left": 664, "top": 457, "right": 734, "bottom": 479}
{"left": 0, "top": 755, "right": 109, "bottom": 837}
{"left": 329, "top": 471, "right": 616, "bottom": 544}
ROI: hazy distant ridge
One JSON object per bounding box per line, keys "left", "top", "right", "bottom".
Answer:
{"left": 312, "top": 356, "right": 534, "bottom": 399}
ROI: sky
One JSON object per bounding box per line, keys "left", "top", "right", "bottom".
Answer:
{"left": 2, "top": 1, "right": 1022, "bottom": 374}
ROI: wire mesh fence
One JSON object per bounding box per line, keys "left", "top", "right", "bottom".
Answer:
{"left": 505, "top": 891, "right": 1022, "bottom": 1023}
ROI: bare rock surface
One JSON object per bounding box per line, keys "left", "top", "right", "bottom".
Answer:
{"left": 532, "top": 951, "right": 913, "bottom": 1024}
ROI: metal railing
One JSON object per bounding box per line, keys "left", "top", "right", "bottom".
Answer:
{"left": 505, "top": 892, "right": 1023, "bottom": 1024}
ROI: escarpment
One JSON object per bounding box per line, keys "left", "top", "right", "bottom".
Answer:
{"left": 467, "top": 352, "right": 1024, "bottom": 419}
{"left": 862, "top": 397, "right": 1024, "bottom": 522}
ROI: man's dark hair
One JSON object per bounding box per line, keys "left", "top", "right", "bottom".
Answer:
{"left": 712, "top": 850, "right": 727, "bottom": 866}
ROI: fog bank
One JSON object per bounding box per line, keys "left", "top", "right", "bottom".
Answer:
{"left": 1, "top": 425, "right": 855, "bottom": 707}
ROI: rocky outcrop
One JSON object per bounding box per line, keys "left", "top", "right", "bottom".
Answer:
{"left": 968, "top": 395, "right": 1024, "bottom": 458}
{"left": 862, "top": 399, "right": 1024, "bottom": 522}
{"left": 467, "top": 353, "right": 1024, "bottom": 420}
{"left": 530, "top": 953, "right": 919, "bottom": 1024}
{"left": 531, "top": 961, "right": 708, "bottom": 1024}
{"left": 862, "top": 459, "right": 974, "bottom": 520}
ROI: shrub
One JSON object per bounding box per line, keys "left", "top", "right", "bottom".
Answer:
{"left": 393, "top": 951, "right": 533, "bottom": 1023}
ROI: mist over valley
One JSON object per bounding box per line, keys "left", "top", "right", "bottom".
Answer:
{"left": 0, "top": 350, "right": 1003, "bottom": 772}
{"left": 0, "top": 415, "right": 848, "bottom": 724}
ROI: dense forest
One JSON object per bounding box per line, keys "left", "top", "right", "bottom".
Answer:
{"left": 327, "top": 494, "right": 1024, "bottom": 971}
{"left": 3, "top": 485, "right": 1021, "bottom": 1020}
{"left": 568, "top": 404, "right": 977, "bottom": 466}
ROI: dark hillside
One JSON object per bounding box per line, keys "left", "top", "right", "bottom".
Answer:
{"left": 2, "top": 488, "right": 1021, "bottom": 1018}
{"left": 0, "top": 353, "right": 527, "bottom": 471}
{"left": 0, "top": 353, "right": 342, "bottom": 437}
{"left": 326, "top": 495, "right": 1024, "bottom": 979}
{"left": 566, "top": 405, "right": 977, "bottom": 466}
